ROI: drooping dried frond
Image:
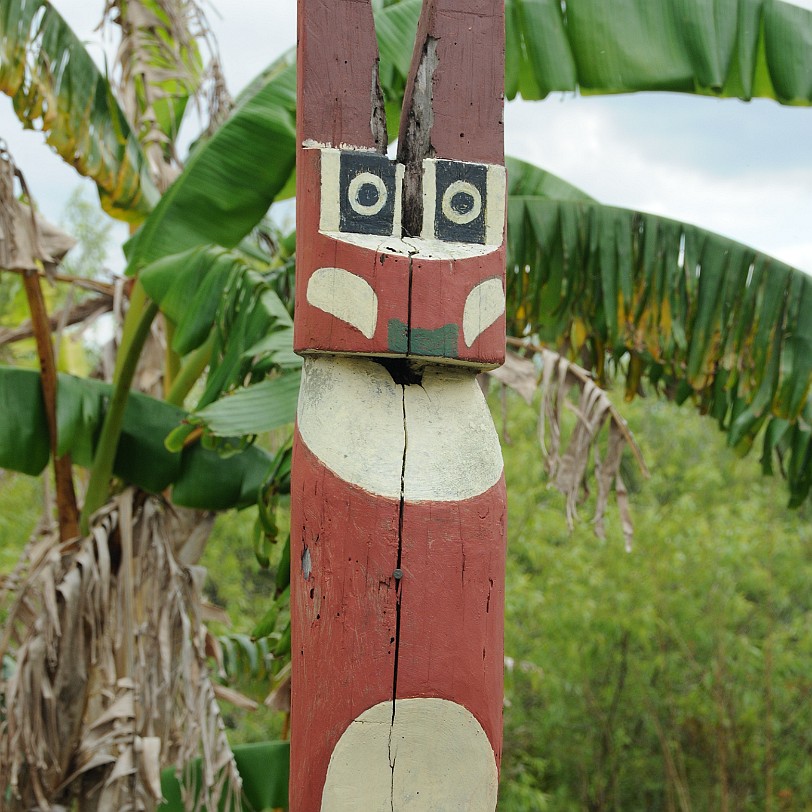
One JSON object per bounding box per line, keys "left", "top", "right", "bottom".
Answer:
{"left": 506, "top": 157, "right": 812, "bottom": 507}
{"left": 492, "top": 345, "right": 648, "bottom": 549}
{"left": 0, "top": 2, "right": 158, "bottom": 220}
{"left": 0, "top": 492, "right": 241, "bottom": 811}
{"left": 102, "top": 0, "right": 232, "bottom": 190}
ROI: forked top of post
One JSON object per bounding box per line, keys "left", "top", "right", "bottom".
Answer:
{"left": 297, "top": 0, "right": 505, "bottom": 164}
{"left": 297, "top": 0, "right": 388, "bottom": 152}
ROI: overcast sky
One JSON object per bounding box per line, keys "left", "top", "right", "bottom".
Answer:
{"left": 1, "top": 0, "right": 810, "bottom": 275}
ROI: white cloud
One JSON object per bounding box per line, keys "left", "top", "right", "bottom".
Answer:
{"left": 505, "top": 96, "right": 812, "bottom": 274}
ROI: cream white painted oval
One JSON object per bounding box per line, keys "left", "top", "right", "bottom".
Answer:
{"left": 402, "top": 365, "right": 503, "bottom": 502}
{"left": 306, "top": 267, "right": 379, "bottom": 339}
{"left": 462, "top": 278, "right": 505, "bottom": 347}
{"left": 298, "top": 357, "right": 503, "bottom": 502}
{"left": 298, "top": 357, "right": 404, "bottom": 499}
{"left": 321, "top": 698, "right": 498, "bottom": 811}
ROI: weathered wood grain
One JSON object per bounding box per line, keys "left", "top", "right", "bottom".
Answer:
{"left": 292, "top": 0, "right": 506, "bottom": 807}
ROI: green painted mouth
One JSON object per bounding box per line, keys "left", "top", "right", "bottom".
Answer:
{"left": 387, "top": 320, "right": 459, "bottom": 358}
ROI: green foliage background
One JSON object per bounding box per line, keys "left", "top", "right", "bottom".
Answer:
{"left": 499, "top": 393, "right": 812, "bottom": 811}
{"left": 5, "top": 391, "right": 809, "bottom": 810}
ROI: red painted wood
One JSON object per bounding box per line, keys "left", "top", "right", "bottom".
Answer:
{"left": 399, "top": 0, "right": 505, "bottom": 165}
{"left": 396, "top": 478, "right": 507, "bottom": 756}
{"left": 293, "top": 148, "right": 411, "bottom": 359}
{"left": 297, "top": 0, "right": 386, "bottom": 152}
{"left": 290, "top": 434, "right": 400, "bottom": 811}
{"left": 292, "top": 0, "right": 507, "bottom": 806}
{"left": 294, "top": 148, "right": 506, "bottom": 367}
{"left": 290, "top": 432, "right": 506, "bottom": 808}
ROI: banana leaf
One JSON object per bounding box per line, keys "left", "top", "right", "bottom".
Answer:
{"left": 0, "top": 0, "right": 158, "bottom": 220}
{"left": 159, "top": 741, "right": 290, "bottom": 811}
{"left": 506, "top": 157, "right": 812, "bottom": 504}
{"left": 505, "top": 0, "right": 812, "bottom": 103}
{"left": 0, "top": 367, "right": 277, "bottom": 510}
{"left": 124, "top": 63, "right": 297, "bottom": 273}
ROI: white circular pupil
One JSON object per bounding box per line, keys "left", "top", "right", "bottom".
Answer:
{"left": 348, "top": 172, "right": 388, "bottom": 217}
{"left": 442, "top": 180, "right": 482, "bottom": 226}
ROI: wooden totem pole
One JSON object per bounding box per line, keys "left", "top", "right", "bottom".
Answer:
{"left": 291, "top": 0, "right": 506, "bottom": 807}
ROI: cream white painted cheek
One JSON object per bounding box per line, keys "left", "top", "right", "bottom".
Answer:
{"left": 306, "top": 267, "right": 379, "bottom": 339}
{"left": 403, "top": 366, "right": 503, "bottom": 502}
{"left": 321, "top": 698, "right": 498, "bottom": 811}
{"left": 297, "top": 356, "right": 404, "bottom": 499}
{"left": 462, "top": 277, "right": 506, "bottom": 348}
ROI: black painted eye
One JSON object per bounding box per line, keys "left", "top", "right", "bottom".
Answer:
{"left": 433, "top": 160, "right": 487, "bottom": 244}
{"left": 339, "top": 152, "right": 397, "bottom": 236}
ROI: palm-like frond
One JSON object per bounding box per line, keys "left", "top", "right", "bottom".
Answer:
{"left": 506, "top": 158, "right": 812, "bottom": 504}
{"left": 374, "top": 0, "right": 812, "bottom": 106}
{"left": 124, "top": 58, "right": 296, "bottom": 273}
{"left": 0, "top": 0, "right": 159, "bottom": 220}
{"left": 506, "top": 0, "right": 812, "bottom": 104}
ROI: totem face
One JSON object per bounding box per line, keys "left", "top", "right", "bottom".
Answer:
{"left": 294, "top": 146, "right": 507, "bottom": 368}
{"left": 292, "top": 1, "right": 507, "bottom": 807}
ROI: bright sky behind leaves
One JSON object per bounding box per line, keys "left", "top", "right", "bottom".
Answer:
{"left": 1, "top": 0, "right": 810, "bottom": 274}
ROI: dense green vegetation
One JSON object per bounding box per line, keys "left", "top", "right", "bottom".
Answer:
{"left": 7, "top": 391, "right": 802, "bottom": 808}
{"left": 500, "top": 393, "right": 812, "bottom": 811}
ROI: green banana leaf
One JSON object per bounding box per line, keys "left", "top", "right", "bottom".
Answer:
{"left": 0, "top": 367, "right": 276, "bottom": 510}
{"left": 124, "top": 62, "right": 297, "bottom": 273}
{"left": 191, "top": 373, "right": 301, "bottom": 437}
{"left": 506, "top": 157, "right": 812, "bottom": 504}
{"left": 372, "top": 0, "right": 812, "bottom": 105}
{"left": 140, "top": 246, "right": 292, "bottom": 357}
{"left": 506, "top": 0, "right": 812, "bottom": 103}
{"left": 0, "top": 0, "right": 159, "bottom": 220}
{"left": 159, "top": 741, "right": 290, "bottom": 811}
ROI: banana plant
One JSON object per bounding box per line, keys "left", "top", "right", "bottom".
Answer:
{"left": 1, "top": 0, "right": 811, "bottom": 809}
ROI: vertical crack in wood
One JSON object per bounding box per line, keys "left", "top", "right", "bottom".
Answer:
{"left": 371, "top": 58, "right": 388, "bottom": 154}
{"left": 398, "top": 36, "right": 438, "bottom": 237}
{"left": 389, "top": 379, "right": 408, "bottom": 810}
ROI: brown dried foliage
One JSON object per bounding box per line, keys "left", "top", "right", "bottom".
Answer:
{"left": 0, "top": 492, "right": 241, "bottom": 811}
{"left": 492, "top": 346, "right": 648, "bottom": 549}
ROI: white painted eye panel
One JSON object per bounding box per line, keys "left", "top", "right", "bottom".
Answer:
{"left": 462, "top": 278, "right": 505, "bottom": 347}
{"left": 306, "top": 267, "right": 379, "bottom": 339}
{"left": 321, "top": 698, "right": 498, "bottom": 811}
{"left": 298, "top": 358, "right": 503, "bottom": 502}
{"left": 319, "top": 148, "right": 342, "bottom": 233}
{"left": 485, "top": 164, "right": 507, "bottom": 247}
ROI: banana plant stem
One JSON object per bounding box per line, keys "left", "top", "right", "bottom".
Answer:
{"left": 80, "top": 297, "right": 159, "bottom": 534}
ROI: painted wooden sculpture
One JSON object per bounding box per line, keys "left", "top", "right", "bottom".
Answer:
{"left": 290, "top": 0, "right": 506, "bottom": 807}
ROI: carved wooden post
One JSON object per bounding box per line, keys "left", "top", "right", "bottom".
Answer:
{"left": 290, "top": 0, "right": 506, "bottom": 807}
